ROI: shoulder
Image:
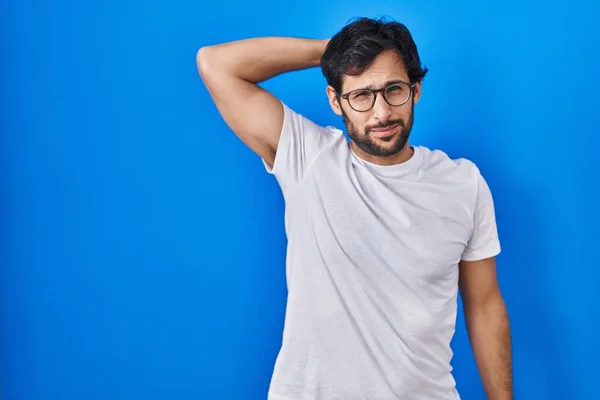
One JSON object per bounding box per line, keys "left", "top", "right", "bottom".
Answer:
{"left": 281, "top": 101, "right": 346, "bottom": 144}
{"left": 268, "top": 102, "right": 347, "bottom": 185}
{"left": 416, "top": 146, "right": 484, "bottom": 197}
{"left": 418, "top": 146, "right": 480, "bottom": 177}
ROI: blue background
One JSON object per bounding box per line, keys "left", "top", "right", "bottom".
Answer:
{"left": 2, "top": 0, "right": 599, "bottom": 399}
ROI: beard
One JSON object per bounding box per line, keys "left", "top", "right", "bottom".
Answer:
{"left": 342, "top": 100, "right": 414, "bottom": 157}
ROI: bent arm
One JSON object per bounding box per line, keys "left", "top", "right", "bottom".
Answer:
{"left": 196, "top": 37, "right": 329, "bottom": 166}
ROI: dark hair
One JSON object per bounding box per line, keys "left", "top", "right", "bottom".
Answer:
{"left": 321, "top": 17, "right": 428, "bottom": 93}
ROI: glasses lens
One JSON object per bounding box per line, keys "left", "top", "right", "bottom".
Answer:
{"left": 384, "top": 83, "right": 411, "bottom": 106}
{"left": 348, "top": 90, "right": 375, "bottom": 112}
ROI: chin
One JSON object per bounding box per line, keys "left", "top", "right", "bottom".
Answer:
{"left": 376, "top": 137, "right": 409, "bottom": 156}
{"left": 375, "top": 134, "right": 397, "bottom": 143}
{"left": 373, "top": 132, "right": 404, "bottom": 146}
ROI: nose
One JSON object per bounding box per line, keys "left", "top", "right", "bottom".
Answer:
{"left": 372, "top": 92, "right": 392, "bottom": 121}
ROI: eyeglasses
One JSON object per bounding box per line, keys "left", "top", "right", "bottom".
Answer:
{"left": 337, "top": 81, "right": 416, "bottom": 112}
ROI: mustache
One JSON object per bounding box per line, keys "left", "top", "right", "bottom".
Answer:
{"left": 366, "top": 119, "right": 405, "bottom": 132}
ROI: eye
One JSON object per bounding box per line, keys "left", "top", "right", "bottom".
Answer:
{"left": 386, "top": 84, "right": 403, "bottom": 92}
{"left": 351, "top": 90, "right": 372, "bottom": 99}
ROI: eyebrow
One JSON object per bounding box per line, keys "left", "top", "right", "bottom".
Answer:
{"left": 352, "top": 79, "right": 407, "bottom": 92}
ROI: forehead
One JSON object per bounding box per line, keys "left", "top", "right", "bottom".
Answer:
{"left": 342, "top": 50, "right": 409, "bottom": 92}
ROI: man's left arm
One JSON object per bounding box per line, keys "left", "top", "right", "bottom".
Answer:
{"left": 459, "top": 256, "right": 513, "bottom": 400}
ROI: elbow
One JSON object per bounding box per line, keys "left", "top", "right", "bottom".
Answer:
{"left": 464, "top": 290, "right": 507, "bottom": 320}
{"left": 196, "top": 46, "right": 218, "bottom": 78}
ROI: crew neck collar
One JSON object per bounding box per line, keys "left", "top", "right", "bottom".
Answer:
{"left": 350, "top": 145, "right": 422, "bottom": 176}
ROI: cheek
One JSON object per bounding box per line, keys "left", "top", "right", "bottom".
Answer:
{"left": 352, "top": 114, "right": 371, "bottom": 133}
{"left": 393, "top": 106, "right": 412, "bottom": 123}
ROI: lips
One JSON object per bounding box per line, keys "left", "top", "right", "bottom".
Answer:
{"left": 370, "top": 124, "right": 399, "bottom": 139}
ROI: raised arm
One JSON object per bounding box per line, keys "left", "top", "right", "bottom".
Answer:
{"left": 196, "top": 37, "right": 329, "bottom": 167}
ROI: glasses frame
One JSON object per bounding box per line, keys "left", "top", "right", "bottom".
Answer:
{"left": 337, "top": 80, "right": 416, "bottom": 113}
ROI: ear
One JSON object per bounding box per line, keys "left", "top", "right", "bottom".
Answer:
{"left": 326, "top": 85, "right": 343, "bottom": 116}
{"left": 412, "top": 80, "right": 422, "bottom": 104}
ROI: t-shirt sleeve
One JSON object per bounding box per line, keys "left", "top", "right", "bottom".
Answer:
{"left": 461, "top": 169, "right": 501, "bottom": 262}
{"left": 262, "top": 101, "right": 338, "bottom": 194}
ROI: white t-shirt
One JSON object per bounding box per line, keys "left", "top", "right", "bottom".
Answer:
{"left": 262, "top": 102, "right": 501, "bottom": 400}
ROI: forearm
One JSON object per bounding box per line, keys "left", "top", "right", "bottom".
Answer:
{"left": 464, "top": 294, "right": 513, "bottom": 399}
{"left": 198, "top": 37, "right": 328, "bottom": 83}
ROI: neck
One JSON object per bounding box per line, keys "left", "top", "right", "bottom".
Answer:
{"left": 350, "top": 142, "right": 414, "bottom": 166}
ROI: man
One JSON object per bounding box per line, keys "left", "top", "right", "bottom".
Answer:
{"left": 197, "top": 17, "right": 512, "bottom": 400}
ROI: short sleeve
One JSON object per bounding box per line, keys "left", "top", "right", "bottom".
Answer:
{"left": 262, "top": 101, "right": 340, "bottom": 194}
{"left": 461, "top": 170, "right": 501, "bottom": 262}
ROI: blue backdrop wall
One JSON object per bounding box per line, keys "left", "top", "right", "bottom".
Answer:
{"left": 2, "top": 0, "right": 599, "bottom": 399}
